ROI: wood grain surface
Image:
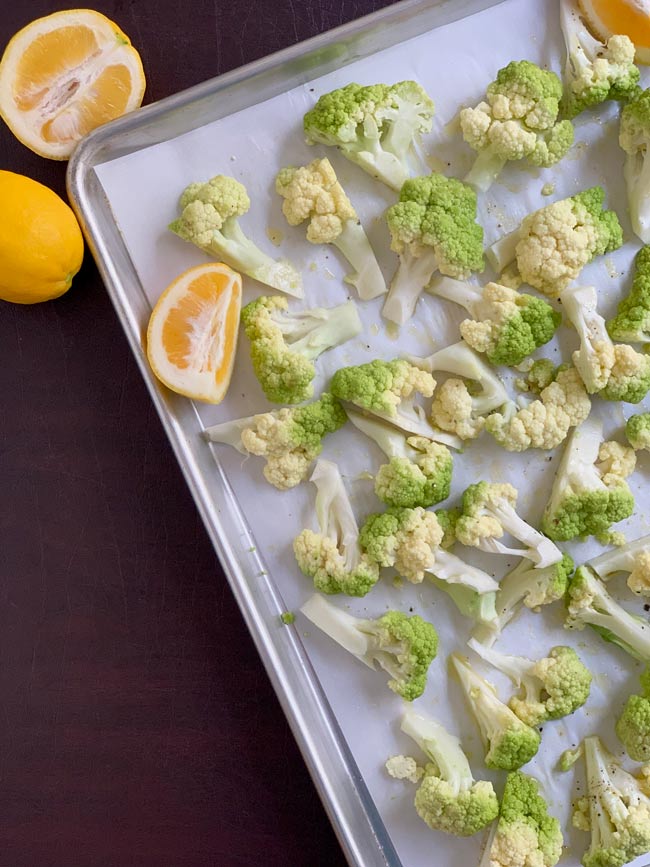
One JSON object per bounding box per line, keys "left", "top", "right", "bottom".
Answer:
{"left": 0, "top": 1, "right": 395, "bottom": 864}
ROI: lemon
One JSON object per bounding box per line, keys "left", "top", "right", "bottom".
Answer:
{"left": 0, "top": 170, "right": 84, "bottom": 304}
{"left": 146, "top": 263, "right": 242, "bottom": 403}
{"left": 0, "top": 9, "right": 146, "bottom": 160}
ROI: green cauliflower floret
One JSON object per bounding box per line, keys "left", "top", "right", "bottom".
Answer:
{"left": 525, "top": 359, "right": 561, "bottom": 393}
{"left": 487, "top": 187, "right": 623, "bottom": 298}
{"left": 435, "top": 506, "right": 462, "bottom": 549}
{"left": 358, "top": 506, "right": 443, "bottom": 584}
{"left": 451, "top": 653, "right": 541, "bottom": 771}
{"left": 331, "top": 358, "right": 435, "bottom": 414}
{"left": 627, "top": 413, "right": 650, "bottom": 451}
{"left": 241, "top": 295, "right": 362, "bottom": 404}
{"left": 560, "top": 0, "right": 639, "bottom": 118}
{"left": 460, "top": 59, "right": 574, "bottom": 192}
{"left": 588, "top": 533, "right": 650, "bottom": 597}
{"left": 301, "top": 593, "right": 437, "bottom": 700}
{"left": 169, "top": 175, "right": 302, "bottom": 296}
{"left": 400, "top": 708, "right": 499, "bottom": 836}
{"left": 275, "top": 158, "right": 386, "bottom": 300}
{"left": 566, "top": 566, "right": 650, "bottom": 663}
{"left": 359, "top": 507, "right": 498, "bottom": 600}
{"left": 203, "top": 392, "right": 346, "bottom": 489}
{"left": 472, "top": 555, "right": 574, "bottom": 648}
{"left": 456, "top": 481, "right": 563, "bottom": 567}
{"left": 346, "top": 408, "right": 452, "bottom": 509}
{"left": 542, "top": 416, "right": 636, "bottom": 542}
{"left": 303, "top": 81, "right": 434, "bottom": 191}
{"left": 480, "top": 771, "right": 563, "bottom": 867}
{"left": 573, "top": 735, "right": 650, "bottom": 867}
{"left": 620, "top": 88, "right": 650, "bottom": 244}
{"left": 382, "top": 173, "right": 484, "bottom": 325}
{"left": 293, "top": 459, "right": 379, "bottom": 596}
{"left": 609, "top": 245, "right": 650, "bottom": 343}
{"left": 427, "top": 276, "right": 560, "bottom": 366}
{"left": 617, "top": 667, "right": 650, "bottom": 762}
{"left": 469, "top": 639, "right": 592, "bottom": 727}
{"left": 486, "top": 366, "right": 592, "bottom": 452}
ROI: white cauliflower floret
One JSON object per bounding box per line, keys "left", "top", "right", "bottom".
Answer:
{"left": 385, "top": 755, "right": 424, "bottom": 783}
{"left": 629, "top": 552, "right": 650, "bottom": 597}
{"left": 516, "top": 198, "right": 598, "bottom": 297}
{"left": 486, "top": 368, "right": 591, "bottom": 452}
{"left": 430, "top": 378, "right": 486, "bottom": 441}
{"left": 597, "top": 441, "right": 637, "bottom": 484}
{"left": 276, "top": 158, "right": 357, "bottom": 243}
{"left": 276, "top": 157, "right": 386, "bottom": 300}
{"left": 240, "top": 412, "right": 311, "bottom": 488}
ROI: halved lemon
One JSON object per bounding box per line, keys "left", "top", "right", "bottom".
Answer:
{"left": 147, "top": 263, "right": 243, "bottom": 404}
{"left": 0, "top": 9, "right": 145, "bottom": 159}
{"left": 580, "top": 0, "right": 650, "bottom": 63}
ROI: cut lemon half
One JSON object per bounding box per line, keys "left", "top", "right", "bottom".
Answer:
{"left": 147, "top": 263, "right": 243, "bottom": 404}
{"left": 0, "top": 9, "right": 145, "bottom": 159}
{"left": 580, "top": 0, "right": 650, "bottom": 63}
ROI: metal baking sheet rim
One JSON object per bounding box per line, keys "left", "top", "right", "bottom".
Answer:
{"left": 66, "top": 1, "right": 505, "bottom": 864}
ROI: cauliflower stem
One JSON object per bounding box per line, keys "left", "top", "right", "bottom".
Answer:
{"left": 566, "top": 566, "right": 650, "bottom": 662}
{"left": 294, "top": 459, "right": 379, "bottom": 596}
{"left": 300, "top": 593, "right": 438, "bottom": 700}
{"left": 401, "top": 708, "right": 499, "bottom": 836}
{"left": 573, "top": 736, "right": 650, "bottom": 867}
{"left": 472, "top": 554, "right": 574, "bottom": 647}
{"left": 451, "top": 653, "right": 541, "bottom": 771}
{"left": 588, "top": 533, "right": 650, "bottom": 597}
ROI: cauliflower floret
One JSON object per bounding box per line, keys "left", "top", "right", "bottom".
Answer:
{"left": 598, "top": 440, "right": 637, "bottom": 482}
{"left": 423, "top": 278, "right": 561, "bottom": 368}
{"left": 600, "top": 343, "right": 650, "bottom": 404}
{"left": 303, "top": 81, "right": 435, "bottom": 191}
{"left": 483, "top": 771, "right": 563, "bottom": 867}
{"left": 486, "top": 367, "right": 591, "bottom": 452}
{"left": 170, "top": 175, "right": 302, "bottom": 296}
{"left": 275, "top": 158, "right": 386, "bottom": 300}
{"left": 204, "top": 393, "right": 346, "bottom": 490}
{"left": 487, "top": 188, "right": 622, "bottom": 298}
{"left": 401, "top": 710, "right": 499, "bottom": 836}
{"left": 293, "top": 460, "right": 379, "bottom": 596}
{"left": 626, "top": 412, "right": 650, "bottom": 451}
{"left": 460, "top": 60, "right": 574, "bottom": 193}
{"left": 360, "top": 506, "right": 443, "bottom": 583}
{"left": 385, "top": 755, "right": 424, "bottom": 783}
{"left": 517, "top": 198, "right": 597, "bottom": 296}
{"left": 430, "top": 378, "right": 486, "bottom": 441}
{"left": 276, "top": 158, "right": 356, "bottom": 242}
{"left": 629, "top": 551, "right": 650, "bottom": 596}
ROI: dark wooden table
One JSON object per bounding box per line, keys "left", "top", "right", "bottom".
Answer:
{"left": 0, "top": 1, "right": 394, "bottom": 864}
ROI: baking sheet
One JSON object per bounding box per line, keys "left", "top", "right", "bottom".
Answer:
{"left": 94, "top": 0, "right": 650, "bottom": 863}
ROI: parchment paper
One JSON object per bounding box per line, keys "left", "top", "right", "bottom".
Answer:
{"left": 95, "top": 1, "right": 650, "bottom": 863}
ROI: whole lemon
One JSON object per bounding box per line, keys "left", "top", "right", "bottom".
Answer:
{"left": 0, "top": 170, "right": 84, "bottom": 303}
